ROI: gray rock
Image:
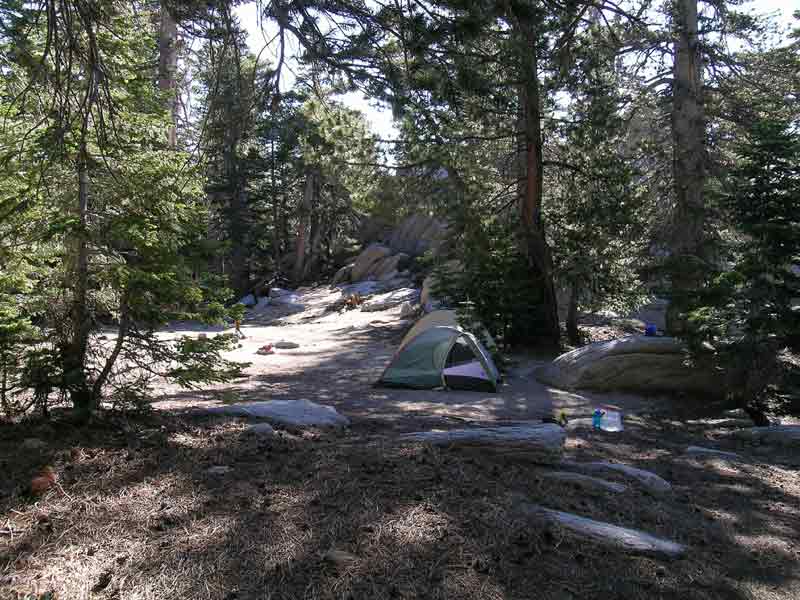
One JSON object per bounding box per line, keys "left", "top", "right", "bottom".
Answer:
{"left": 273, "top": 341, "right": 300, "bottom": 349}
{"left": 399, "top": 301, "right": 418, "bottom": 319}
{"left": 514, "top": 502, "right": 686, "bottom": 558}
{"left": 684, "top": 446, "right": 741, "bottom": 460}
{"left": 387, "top": 214, "right": 447, "bottom": 256}
{"left": 730, "top": 425, "right": 800, "bottom": 448}
{"left": 361, "top": 288, "right": 420, "bottom": 312}
{"left": 246, "top": 423, "right": 276, "bottom": 437}
{"left": 237, "top": 294, "right": 257, "bottom": 307}
{"left": 540, "top": 471, "right": 628, "bottom": 493}
{"left": 351, "top": 244, "right": 393, "bottom": 281}
{"left": 536, "top": 335, "right": 723, "bottom": 397}
{"left": 367, "top": 253, "right": 408, "bottom": 280}
{"left": 560, "top": 461, "right": 672, "bottom": 496}
{"left": 200, "top": 399, "right": 350, "bottom": 428}
{"left": 331, "top": 264, "right": 353, "bottom": 286}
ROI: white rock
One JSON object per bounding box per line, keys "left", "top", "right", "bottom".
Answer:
{"left": 560, "top": 461, "right": 672, "bottom": 496}
{"left": 540, "top": 471, "right": 627, "bottom": 493}
{"left": 269, "top": 287, "right": 293, "bottom": 298}
{"left": 361, "top": 288, "right": 420, "bottom": 312}
{"left": 515, "top": 502, "right": 686, "bottom": 558}
{"left": 200, "top": 399, "right": 350, "bottom": 428}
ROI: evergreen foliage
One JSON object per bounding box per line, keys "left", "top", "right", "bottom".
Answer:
{"left": 686, "top": 119, "right": 800, "bottom": 418}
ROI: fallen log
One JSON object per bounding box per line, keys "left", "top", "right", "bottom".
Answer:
{"left": 540, "top": 471, "right": 627, "bottom": 494}
{"left": 684, "top": 446, "right": 741, "bottom": 460}
{"left": 401, "top": 424, "right": 565, "bottom": 464}
{"left": 514, "top": 501, "right": 687, "bottom": 558}
{"left": 560, "top": 461, "right": 672, "bottom": 496}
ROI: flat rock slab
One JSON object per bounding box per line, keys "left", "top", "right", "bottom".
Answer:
{"left": 515, "top": 502, "right": 686, "bottom": 558}
{"left": 200, "top": 399, "right": 350, "bottom": 428}
{"left": 730, "top": 425, "right": 800, "bottom": 448}
{"left": 540, "top": 471, "right": 627, "bottom": 493}
{"left": 536, "top": 335, "right": 722, "bottom": 397}
{"left": 401, "top": 424, "right": 565, "bottom": 463}
{"left": 684, "top": 446, "right": 741, "bottom": 460}
{"left": 273, "top": 341, "right": 300, "bottom": 349}
{"left": 561, "top": 461, "right": 672, "bottom": 496}
{"left": 361, "top": 288, "right": 420, "bottom": 312}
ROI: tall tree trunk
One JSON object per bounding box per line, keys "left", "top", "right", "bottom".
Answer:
{"left": 271, "top": 139, "right": 281, "bottom": 270}
{"left": 307, "top": 183, "right": 324, "bottom": 279}
{"left": 566, "top": 283, "right": 580, "bottom": 346}
{"left": 667, "top": 0, "right": 706, "bottom": 334}
{"left": 64, "top": 142, "right": 93, "bottom": 416}
{"left": 228, "top": 184, "right": 250, "bottom": 295}
{"left": 515, "top": 15, "right": 560, "bottom": 345}
{"left": 158, "top": 5, "right": 178, "bottom": 148}
{"left": 293, "top": 172, "right": 315, "bottom": 284}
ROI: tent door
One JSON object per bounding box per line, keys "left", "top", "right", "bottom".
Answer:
{"left": 442, "top": 336, "right": 496, "bottom": 392}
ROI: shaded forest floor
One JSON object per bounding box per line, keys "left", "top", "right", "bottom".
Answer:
{"left": 2, "top": 412, "right": 799, "bottom": 599}
{"left": 2, "top": 286, "right": 799, "bottom": 599}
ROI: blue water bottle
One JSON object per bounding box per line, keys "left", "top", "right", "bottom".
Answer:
{"left": 592, "top": 409, "right": 604, "bottom": 430}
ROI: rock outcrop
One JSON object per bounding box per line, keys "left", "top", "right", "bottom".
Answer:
{"left": 536, "top": 335, "right": 722, "bottom": 397}
{"left": 351, "top": 244, "right": 394, "bottom": 282}
{"left": 337, "top": 215, "right": 447, "bottom": 286}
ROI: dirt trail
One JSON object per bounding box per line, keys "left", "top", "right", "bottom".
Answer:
{"left": 154, "top": 285, "right": 668, "bottom": 428}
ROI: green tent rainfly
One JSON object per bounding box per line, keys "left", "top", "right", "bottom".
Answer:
{"left": 379, "top": 324, "right": 500, "bottom": 392}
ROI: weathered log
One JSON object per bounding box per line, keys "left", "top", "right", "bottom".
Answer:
{"left": 514, "top": 502, "right": 686, "bottom": 558}
{"left": 730, "top": 425, "right": 800, "bottom": 448}
{"left": 684, "top": 446, "right": 741, "bottom": 460}
{"left": 401, "top": 424, "right": 564, "bottom": 463}
{"left": 540, "top": 471, "right": 627, "bottom": 494}
{"left": 560, "top": 461, "right": 672, "bottom": 496}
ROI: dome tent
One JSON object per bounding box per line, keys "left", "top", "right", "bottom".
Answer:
{"left": 379, "top": 322, "right": 500, "bottom": 392}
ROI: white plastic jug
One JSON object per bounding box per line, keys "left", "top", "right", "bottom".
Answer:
{"left": 600, "top": 409, "right": 623, "bottom": 432}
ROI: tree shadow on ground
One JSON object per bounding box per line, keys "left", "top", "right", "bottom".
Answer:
{"left": 1, "top": 408, "right": 798, "bottom": 600}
